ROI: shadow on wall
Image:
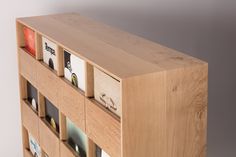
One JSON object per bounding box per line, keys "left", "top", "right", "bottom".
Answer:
{"left": 77, "top": 6, "right": 236, "bottom": 157}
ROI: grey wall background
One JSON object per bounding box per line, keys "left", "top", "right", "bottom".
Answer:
{"left": 0, "top": 0, "right": 235, "bottom": 156}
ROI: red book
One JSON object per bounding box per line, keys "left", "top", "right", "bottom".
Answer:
{"left": 23, "top": 27, "right": 36, "bottom": 57}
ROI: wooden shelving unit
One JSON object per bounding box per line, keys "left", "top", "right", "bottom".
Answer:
{"left": 16, "top": 13, "right": 208, "bottom": 157}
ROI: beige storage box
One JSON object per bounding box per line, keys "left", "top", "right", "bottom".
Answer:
{"left": 94, "top": 67, "right": 121, "bottom": 117}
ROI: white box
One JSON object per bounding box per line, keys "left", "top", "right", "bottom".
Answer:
{"left": 64, "top": 50, "right": 85, "bottom": 91}
{"left": 42, "top": 37, "right": 58, "bottom": 71}
{"left": 94, "top": 67, "right": 121, "bottom": 117}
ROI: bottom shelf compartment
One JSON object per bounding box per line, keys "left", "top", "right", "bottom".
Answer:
{"left": 39, "top": 118, "right": 60, "bottom": 157}
{"left": 60, "top": 141, "right": 80, "bottom": 157}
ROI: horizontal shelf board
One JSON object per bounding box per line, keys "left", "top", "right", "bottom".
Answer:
{"left": 60, "top": 78, "right": 86, "bottom": 132}
{"left": 41, "top": 118, "right": 60, "bottom": 137}
{"left": 17, "top": 13, "right": 206, "bottom": 79}
{"left": 89, "top": 98, "right": 120, "bottom": 122}
{"left": 18, "top": 47, "right": 37, "bottom": 86}
{"left": 21, "top": 100, "right": 40, "bottom": 143}
{"left": 60, "top": 141, "right": 81, "bottom": 157}
{"left": 39, "top": 118, "right": 60, "bottom": 157}
{"left": 85, "top": 98, "right": 121, "bottom": 157}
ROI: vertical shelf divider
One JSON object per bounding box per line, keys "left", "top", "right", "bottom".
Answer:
{"left": 19, "top": 76, "right": 28, "bottom": 100}
{"left": 59, "top": 112, "right": 67, "bottom": 141}
{"left": 85, "top": 62, "right": 94, "bottom": 97}
{"left": 35, "top": 32, "right": 43, "bottom": 61}
{"left": 88, "top": 139, "right": 96, "bottom": 157}
{"left": 22, "top": 126, "right": 29, "bottom": 150}
{"left": 57, "top": 46, "right": 64, "bottom": 77}
{"left": 38, "top": 92, "right": 45, "bottom": 118}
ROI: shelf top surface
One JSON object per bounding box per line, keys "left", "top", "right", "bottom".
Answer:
{"left": 17, "top": 13, "right": 206, "bottom": 79}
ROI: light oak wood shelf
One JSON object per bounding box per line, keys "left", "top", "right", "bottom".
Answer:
{"left": 17, "top": 13, "right": 208, "bottom": 157}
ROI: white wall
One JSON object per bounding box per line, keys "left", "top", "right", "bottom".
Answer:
{"left": 0, "top": 0, "right": 235, "bottom": 157}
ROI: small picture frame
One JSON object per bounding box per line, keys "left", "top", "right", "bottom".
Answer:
{"left": 42, "top": 37, "right": 58, "bottom": 71}
{"left": 67, "top": 118, "right": 87, "bottom": 157}
{"left": 64, "top": 50, "right": 85, "bottom": 91}
{"left": 45, "top": 98, "right": 59, "bottom": 133}
{"left": 27, "top": 82, "right": 38, "bottom": 112}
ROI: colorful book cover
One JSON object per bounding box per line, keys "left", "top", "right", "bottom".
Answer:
{"left": 23, "top": 27, "right": 36, "bottom": 57}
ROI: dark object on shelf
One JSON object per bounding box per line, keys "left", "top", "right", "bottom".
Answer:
{"left": 68, "top": 137, "right": 86, "bottom": 157}
{"left": 45, "top": 98, "right": 59, "bottom": 133}
{"left": 27, "top": 81, "right": 38, "bottom": 111}
{"left": 48, "top": 58, "right": 54, "bottom": 70}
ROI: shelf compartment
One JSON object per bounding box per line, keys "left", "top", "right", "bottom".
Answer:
{"left": 60, "top": 79, "right": 85, "bottom": 132}
{"left": 16, "top": 22, "right": 36, "bottom": 57}
{"left": 41, "top": 36, "right": 63, "bottom": 76}
{"left": 21, "top": 100, "right": 39, "bottom": 143}
{"left": 45, "top": 97, "right": 60, "bottom": 134}
{"left": 85, "top": 98, "right": 121, "bottom": 157}
{"left": 18, "top": 48, "right": 37, "bottom": 86}
{"left": 27, "top": 81, "right": 38, "bottom": 112}
{"left": 39, "top": 118, "right": 60, "bottom": 157}
{"left": 94, "top": 67, "right": 121, "bottom": 117}
{"left": 67, "top": 118, "right": 88, "bottom": 157}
